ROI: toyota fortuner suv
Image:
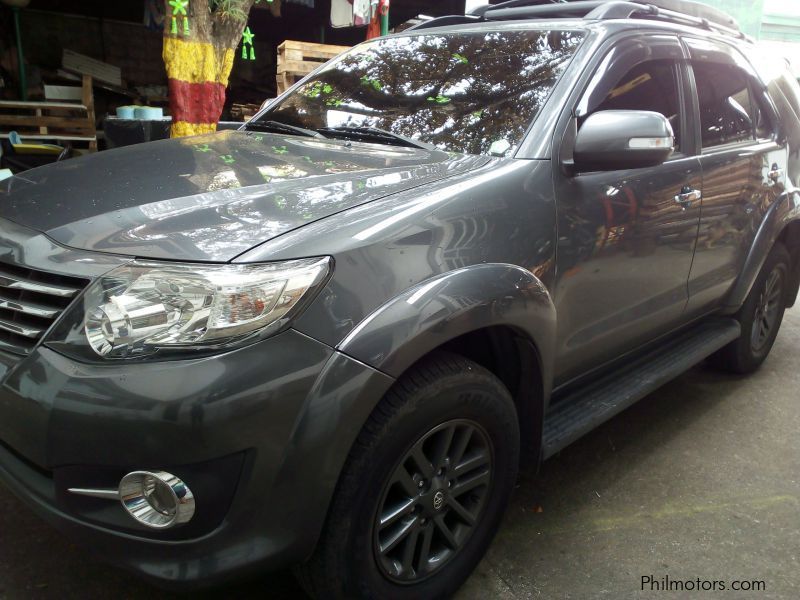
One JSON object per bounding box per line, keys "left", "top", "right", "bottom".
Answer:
{"left": 1, "top": 0, "right": 799, "bottom": 598}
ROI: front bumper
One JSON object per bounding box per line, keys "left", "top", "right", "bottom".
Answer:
{"left": 0, "top": 329, "right": 394, "bottom": 588}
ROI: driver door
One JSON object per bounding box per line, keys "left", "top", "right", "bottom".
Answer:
{"left": 552, "top": 34, "right": 702, "bottom": 385}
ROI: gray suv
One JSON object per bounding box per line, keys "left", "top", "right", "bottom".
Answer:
{"left": 1, "top": 0, "right": 800, "bottom": 597}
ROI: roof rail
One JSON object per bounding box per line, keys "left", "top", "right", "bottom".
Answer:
{"left": 405, "top": 14, "right": 483, "bottom": 31}
{"left": 486, "top": 1, "right": 607, "bottom": 20}
{"left": 587, "top": 1, "right": 651, "bottom": 19}
{"left": 636, "top": 0, "right": 738, "bottom": 30}
{"left": 482, "top": 0, "right": 747, "bottom": 41}
{"left": 406, "top": 0, "right": 749, "bottom": 43}
{"left": 470, "top": 0, "right": 567, "bottom": 17}
{"left": 586, "top": 1, "right": 748, "bottom": 41}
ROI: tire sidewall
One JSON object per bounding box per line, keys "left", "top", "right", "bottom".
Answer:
{"left": 737, "top": 247, "right": 790, "bottom": 368}
{"left": 343, "top": 368, "right": 519, "bottom": 599}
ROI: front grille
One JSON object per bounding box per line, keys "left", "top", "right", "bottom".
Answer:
{"left": 0, "top": 260, "right": 88, "bottom": 355}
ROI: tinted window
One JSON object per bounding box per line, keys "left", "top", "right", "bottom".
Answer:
{"left": 589, "top": 61, "right": 682, "bottom": 151}
{"left": 257, "top": 30, "right": 585, "bottom": 156}
{"left": 692, "top": 62, "right": 763, "bottom": 147}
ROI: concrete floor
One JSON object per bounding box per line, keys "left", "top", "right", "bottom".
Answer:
{"left": 1, "top": 308, "right": 798, "bottom": 599}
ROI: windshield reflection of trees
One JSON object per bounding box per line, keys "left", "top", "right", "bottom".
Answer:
{"left": 265, "top": 30, "right": 584, "bottom": 156}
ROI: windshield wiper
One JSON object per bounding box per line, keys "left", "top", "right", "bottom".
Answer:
{"left": 316, "top": 126, "right": 436, "bottom": 151}
{"left": 243, "top": 119, "right": 325, "bottom": 139}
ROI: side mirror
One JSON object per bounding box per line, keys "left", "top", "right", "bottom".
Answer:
{"left": 573, "top": 110, "right": 675, "bottom": 171}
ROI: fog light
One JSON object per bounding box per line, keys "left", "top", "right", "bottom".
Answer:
{"left": 118, "top": 471, "right": 195, "bottom": 529}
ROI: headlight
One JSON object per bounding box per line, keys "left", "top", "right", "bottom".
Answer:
{"left": 46, "top": 257, "right": 330, "bottom": 360}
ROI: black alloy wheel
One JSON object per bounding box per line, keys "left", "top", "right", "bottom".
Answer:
{"left": 711, "top": 242, "right": 790, "bottom": 373}
{"left": 374, "top": 419, "right": 493, "bottom": 583}
{"left": 750, "top": 265, "right": 784, "bottom": 353}
{"left": 296, "top": 351, "right": 520, "bottom": 599}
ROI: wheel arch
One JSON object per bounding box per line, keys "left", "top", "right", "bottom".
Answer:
{"left": 337, "top": 263, "right": 556, "bottom": 464}
{"left": 777, "top": 219, "right": 800, "bottom": 307}
{"left": 438, "top": 325, "right": 545, "bottom": 466}
{"left": 338, "top": 263, "right": 556, "bottom": 394}
{"left": 723, "top": 190, "right": 800, "bottom": 312}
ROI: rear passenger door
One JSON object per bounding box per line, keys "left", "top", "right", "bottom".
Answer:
{"left": 683, "top": 37, "right": 787, "bottom": 315}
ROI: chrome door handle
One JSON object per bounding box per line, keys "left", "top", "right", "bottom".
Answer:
{"left": 674, "top": 188, "right": 701, "bottom": 210}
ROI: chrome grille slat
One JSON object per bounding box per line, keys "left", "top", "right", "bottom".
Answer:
{"left": 0, "top": 296, "right": 60, "bottom": 319}
{"left": 0, "top": 259, "right": 88, "bottom": 355}
{"left": 0, "top": 317, "right": 44, "bottom": 339}
{"left": 0, "top": 272, "right": 80, "bottom": 298}
{"left": 0, "top": 337, "right": 34, "bottom": 354}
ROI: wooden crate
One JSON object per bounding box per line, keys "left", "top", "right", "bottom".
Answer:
{"left": 276, "top": 40, "right": 350, "bottom": 94}
{"left": 0, "top": 75, "right": 97, "bottom": 151}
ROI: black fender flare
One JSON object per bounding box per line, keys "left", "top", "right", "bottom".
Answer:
{"left": 337, "top": 263, "right": 557, "bottom": 396}
{"left": 270, "top": 264, "right": 556, "bottom": 560}
{"left": 723, "top": 188, "right": 800, "bottom": 311}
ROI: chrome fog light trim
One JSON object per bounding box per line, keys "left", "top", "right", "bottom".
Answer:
{"left": 118, "top": 471, "right": 195, "bottom": 529}
{"left": 67, "top": 487, "right": 120, "bottom": 500}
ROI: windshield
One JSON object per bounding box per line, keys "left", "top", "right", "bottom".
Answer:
{"left": 255, "top": 29, "right": 585, "bottom": 156}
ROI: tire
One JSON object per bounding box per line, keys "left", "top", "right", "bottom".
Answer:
{"left": 711, "top": 243, "right": 791, "bottom": 374}
{"left": 296, "top": 351, "right": 520, "bottom": 599}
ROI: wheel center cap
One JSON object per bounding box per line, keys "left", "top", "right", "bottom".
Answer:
{"left": 432, "top": 490, "right": 445, "bottom": 511}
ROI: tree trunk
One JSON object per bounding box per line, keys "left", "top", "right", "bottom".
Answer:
{"left": 162, "top": 1, "right": 255, "bottom": 137}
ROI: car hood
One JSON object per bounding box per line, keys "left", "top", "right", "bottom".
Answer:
{"left": 0, "top": 130, "right": 487, "bottom": 261}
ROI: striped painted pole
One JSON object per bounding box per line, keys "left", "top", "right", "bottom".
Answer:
{"left": 162, "top": 1, "right": 255, "bottom": 138}
{"left": 162, "top": 37, "right": 234, "bottom": 137}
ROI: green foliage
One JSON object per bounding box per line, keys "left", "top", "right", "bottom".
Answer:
{"left": 426, "top": 94, "right": 451, "bottom": 104}
{"left": 210, "top": 0, "right": 259, "bottom": 22}
{"left": 304, "top": 82, "right": 336, "bottom": 99}
{"left": 360, "top": 76, "right": 383, "bottom": 91}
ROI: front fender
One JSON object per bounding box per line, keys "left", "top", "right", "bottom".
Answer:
{"left": 337, "top": 263, "right": 557, "bottom": 393}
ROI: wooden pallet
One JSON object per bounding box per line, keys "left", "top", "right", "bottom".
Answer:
{"left": 0, "top": 75, "right": 97, "bottom": 151}
{"left": 276, "top": 40, "right": 350, "bottom": 94}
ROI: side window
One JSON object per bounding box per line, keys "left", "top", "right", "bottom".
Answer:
{"left": 589, "top": 60, "right": 682, "bottom": 152}
{"left": 692, "top": 62, "right": 767, "bottom": 148}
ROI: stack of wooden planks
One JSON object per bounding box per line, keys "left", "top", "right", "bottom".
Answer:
{"left": 62, "top": 50, "right": 123, "bottom": 88}
{"left": 0, "top": 75, "right": 97, "bottom": 151}
{"left": 276, "top": 40, "right": 350, "bottom": 95}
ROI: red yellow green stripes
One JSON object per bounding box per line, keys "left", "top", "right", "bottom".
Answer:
{"left": 168, "top": 79, "right": 226, "bottom": 124}
{"left": 162, "top": 36, "right": 235, "bottom": 137}
{"left": 170, "top": 121, "right": 218, "bottom": 137}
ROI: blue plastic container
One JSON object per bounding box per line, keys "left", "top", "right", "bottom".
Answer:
{"left": 116, "top": 106, "right": 135, "bottom": 119}
{"left": 135, "top": 106, "right": 164, "bottom": 120}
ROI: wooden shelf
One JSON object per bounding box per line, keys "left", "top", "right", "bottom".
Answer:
{"left": 0, "top": 75, "right": 97, "bottom": 151}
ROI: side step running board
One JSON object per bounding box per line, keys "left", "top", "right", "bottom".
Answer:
{"left": 542, "top": 318, "right": 741, "bottom": 459}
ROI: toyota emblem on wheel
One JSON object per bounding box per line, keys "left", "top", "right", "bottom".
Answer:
{"left": 433, "top": 490, "right": 445, "bottom": 511}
